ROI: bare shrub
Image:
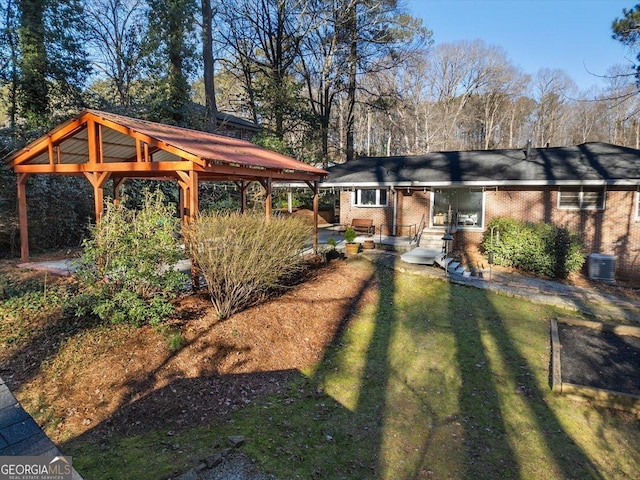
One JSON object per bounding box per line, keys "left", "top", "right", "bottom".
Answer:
{"left": 184, "top": 212, "right": 312, "bottom": 319}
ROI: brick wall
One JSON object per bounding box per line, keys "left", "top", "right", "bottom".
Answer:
{"left": 480, "top": 187, "right": 640, "bottom": 280}
{"left": 339, "top": 189, "right": 430, "bottom": 236}
{"left": 339, "top": 186, "right": 640, "bottom": 280}
{"left": 339, "top": 190, "right": 393, "bottom": 234}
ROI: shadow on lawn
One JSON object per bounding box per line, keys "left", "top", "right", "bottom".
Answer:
{"left": 55, "top": 257, "right": 618, "bottom": 479}
{"left": 448, "top": 287, "right": 604, "bottom": 479}
{"left": 58, "top": 258, "right": 380, "bottom": 478}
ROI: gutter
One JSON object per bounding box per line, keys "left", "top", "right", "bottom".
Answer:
{"left": 320, "top": 179, "right": 640, "bottom": 188}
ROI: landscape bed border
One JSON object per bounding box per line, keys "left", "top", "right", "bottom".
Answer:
{"left": 551, "top": 317, "right": 640, "bottom": 413}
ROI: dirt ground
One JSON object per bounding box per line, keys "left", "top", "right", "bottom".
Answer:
{"left": 558, "top": 323, "right": 640, "bottom": 396}
{"left": 3, "top": 249, "right": 640, "bottom": 452}
{"left": 0, "top": 256, "right": 378, "bottom": 446}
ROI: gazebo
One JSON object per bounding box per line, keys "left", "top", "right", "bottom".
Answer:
{"left": 4, "top": 109, "right": 327, "bottom": 260}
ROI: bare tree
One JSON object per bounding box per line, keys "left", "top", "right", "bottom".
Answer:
{"left": 83, "top": 0, "right": 148, "bottom": 110}
{"left": 425, "top": 40, "right": 514, "bottom": 150}
{"left": 531, "top": 68, "right": 576, "bottom": 147}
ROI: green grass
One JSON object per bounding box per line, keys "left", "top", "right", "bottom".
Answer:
{"left": 7, "top": 260, "right": 640, "bottom": 479}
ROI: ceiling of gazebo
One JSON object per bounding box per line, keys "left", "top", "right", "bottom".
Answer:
{"left": 5, "top": 109, "right": 327, "bottom": 183}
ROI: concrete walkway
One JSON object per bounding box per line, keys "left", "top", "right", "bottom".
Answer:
{"left": 375, "top": 250, "right": 640, "bottom": 323}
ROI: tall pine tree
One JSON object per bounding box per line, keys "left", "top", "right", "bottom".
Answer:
{"left": 16, "top": 0, "right": 89, "bottom": 135}
{"left": 146, "top": 0, "right": 197, "bottom": 126}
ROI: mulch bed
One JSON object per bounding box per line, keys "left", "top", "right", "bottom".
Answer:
{"left": 557, "top": 323, "right": 640, "bottom": 397}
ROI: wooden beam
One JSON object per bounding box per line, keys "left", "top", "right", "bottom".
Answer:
{"left": 14, "top": 161, "right": 198, "bottom": 174}
{"left": 6, "top": 117, "right": 87, "bottom": 167}
{"left": 311, "top": 181, "right": 319, "bottom": 253}
{"left": 88, "top": 113, "right": 205, "bottom": 166}
{"left": 17, "top": 173, "right": 30, "bottom": 261}
{"left": 13, "top": 158, "right": 326, "bottom": 184}
{"left": 200, "top": 163, "right": 325, "bottom": 181}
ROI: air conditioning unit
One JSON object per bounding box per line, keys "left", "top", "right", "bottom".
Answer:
{"left": 588, "top": 254, "right": 616, "bottom": 282}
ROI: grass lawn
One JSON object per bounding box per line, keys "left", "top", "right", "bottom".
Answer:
{"left": 3, "top": 258, "right": 640, "bottom": 479}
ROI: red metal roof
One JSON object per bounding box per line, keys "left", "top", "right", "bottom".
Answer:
{"left": 6, "top": 109, "right": 327, "bottom": 180}
{"left": 87, "top": 110, "right": 326, "bottom": 174}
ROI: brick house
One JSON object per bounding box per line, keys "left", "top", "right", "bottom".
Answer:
{"left": 322, "top": 142, "right": 640, "bottom": 281}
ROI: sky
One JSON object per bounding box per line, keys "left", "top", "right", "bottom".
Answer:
{"left": 406, "top": 0, "right": 635, "bottom": 91}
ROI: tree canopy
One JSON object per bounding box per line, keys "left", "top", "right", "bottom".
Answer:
{"left": 1, "top": 0, "right": 638, "bottom": 158}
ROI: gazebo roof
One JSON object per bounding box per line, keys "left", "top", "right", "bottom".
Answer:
{"left": 5, "top": 109, "right": 326, "bottom": 182}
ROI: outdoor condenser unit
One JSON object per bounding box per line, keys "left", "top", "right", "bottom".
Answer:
{"left": 588, "top": 254, "right": 616, "bottom": 282}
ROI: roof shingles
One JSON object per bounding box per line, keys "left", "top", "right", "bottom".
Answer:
{"left": 323, "top": 143, "right": 640, "bottom": 186}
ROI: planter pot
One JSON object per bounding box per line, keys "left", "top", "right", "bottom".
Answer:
{"left": 362, "top": 239, "right": 375, "bottom": 250}
{"left": 345, "top": 242, "right": 360, "bottom": 255}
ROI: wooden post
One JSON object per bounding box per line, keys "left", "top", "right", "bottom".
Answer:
{"left": 176, "top": 171, "right": 190, "bottom": 224}
{"left": 313, "top": 181, "right": 319, "bottom": 253}
{"left": 87, "top": 119, "right": 98, "bottom": 164}
{"left": 83, "top": 172, "right": 111, "bottom": 221}
{"left": 17, "top": 173, "right": 30, "bottom": 261}
{"left": 188, "top": 170, "right": 199, "bottom": 219}
{"left": 236, "top": 180, "right": 250, "bottom": 213}
{"left": 190, "top": 171, "right": 200, "bottom": 289}
{"left": 263, "top": 178, "right": 272, "bottom": 219}
{"left": 307, "top": 181, "right": 319, "bottom": 254}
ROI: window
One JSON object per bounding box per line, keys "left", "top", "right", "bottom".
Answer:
{"left": 558, "top": 187, "right": 605, "bottom": 210}
{"left": 354, "top": 189, "right": 388, "bottom": 207}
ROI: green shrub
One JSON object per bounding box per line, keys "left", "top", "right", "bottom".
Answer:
{"left": 482, "top": 217, "right": 585, "bottom": 279}
{"left": 184, "top": 212, "right": 312, "bottom": 320}
{"left": 75, "top": 189, "right": 187, "bottom": 326}
{"left": 344, "top": 227, "right": 356, "bottom": 243}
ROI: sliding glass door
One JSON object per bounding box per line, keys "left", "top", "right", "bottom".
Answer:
{"left": 431, "top": 188, "right": 484, "bottom": 229}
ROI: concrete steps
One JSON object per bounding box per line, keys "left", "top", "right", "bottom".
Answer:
{"left": 399, "top": 231, "right": 473, "bottom": 277}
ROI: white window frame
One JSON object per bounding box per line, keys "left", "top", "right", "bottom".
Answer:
{"left": 558, "top": 186, "right": 606, "bottom": 210}
{"left": 353, "top": 188, "right": 389, "bottom": 207}
{"left": 635, "top": 191, "right": 640, "bottom": 221}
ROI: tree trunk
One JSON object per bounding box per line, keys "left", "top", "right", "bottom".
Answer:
{"left": 202, "top": 0, "right": 217, "bottom": 129}
{"left": 18, "top": 0, "right": 48, "bottom": 119}
{"left": 345, "top": 1, "right": 357, "bottom": 162}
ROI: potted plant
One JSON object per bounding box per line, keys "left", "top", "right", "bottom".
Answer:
{"left": 344, "top": 227, "right": 359, "bottom": 255}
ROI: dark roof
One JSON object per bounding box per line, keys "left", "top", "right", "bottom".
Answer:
{"left": 215, "top": 111, "right": 259, "bottom": 131}
{"left": 323, "top": 143, "right": 640, "bottom": 187}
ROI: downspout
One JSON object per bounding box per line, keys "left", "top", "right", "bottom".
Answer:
{"left": 390, "top": 186, "right": 397, "bottom": 236}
